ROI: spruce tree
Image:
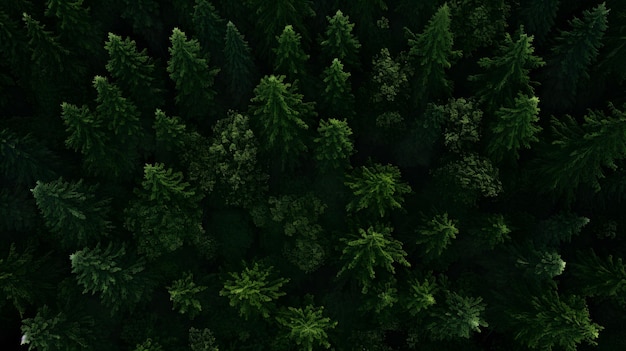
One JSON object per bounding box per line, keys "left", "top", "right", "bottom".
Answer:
{"left": 427, "top": 292, "right": 488, "bottom": 340}
{"left": 313, "top": 118, "right": 355, "bottom": 172}
{"left": 336, "top": 226, "right": 410, "bottom": 293}
{"left": 405, "top": 274, "right": 438, "bottom": 315}
{"left": 192, "top": 0, "right": 225, "bottom": 58}
{"left": 167, "top": 28, "right": 220, "bottom": 121}
{"left": 275, "top": 304, "right": 337, "bottom": 351}
{"left": 154, "top": 108, "right": 187, "bottom": 162}
{"left": 31, "top": 178, "right": 112, "bottom": 249}
{"left": 405, "top": 3, "right": 461, "bottom": 106}
{"left": 20, "top": 305, "right": 95, "bottom": 351}
{"left": 571, "top": 250, "right": 626, "bottom": 298}
{"left": 320, "top": 10, "right": 361, "bottom": 69}
{"left": 273, "top": 25, "right": 309, "bottom": 79}
{"left": 93, "top": 75, "right": 142, "bottom": 139}
{"left": 416, "top": 212, "right": 459, "bottom": 259}
{"left": 167, "top": 272, "right": 207, "bottom": 318}
{"left": 469, "top": 27, "right": 545, "bottom": 112}
{"left": 320, "top": 58, "right": 354, "bottom": 119}
{"left": 487, "top": 93, "right": 542, "bottom": 162}
{"left": 517, "top": 0, "right": 560, "bottom": 43}
{"left": 45, "top": 0, "right": 100, "bottom": 54}
{"left": 223, "top": 21, "right": 255, "bottom": 107}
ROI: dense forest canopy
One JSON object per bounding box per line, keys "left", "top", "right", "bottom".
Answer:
{"left": 2, "top": 0, "right": 626, "bottom": 350}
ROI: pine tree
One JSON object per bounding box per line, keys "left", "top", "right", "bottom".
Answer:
{"left": 167, "top": 28, "right": 220, "bottom": 121}
{"left": 320, "top": 10, "right": 361, "bottom": 69}
{"left": 406, "top": 3, "right": 461, "bottom": 106}
{"left": 510, "top": 291, "right": 602, "bottom": 351}
{"left": 571, "top": 250, "right": 626, "bottom": 298}
{"left": 416, "top": 212, "right": 459, "bottom": 259}
{"left": 192, "top": 0, "right": 225, "bottom": 58}
{"left": 320, "top": 58, "right": 354, "bottom": 118}
{"left": 469, "top": 27, "right": 545, "bottom": 112}
{"left": 45, "top": 0, "right": 100, "bottom": 54}
{"left": 20, "top": 305, "right": 94, "bottom": 351}
{"left": 517, "top": 0, "right": 560, "bottom": 43}
{"left": 275, "top": 304, "right": 337, "bottom": 351}
{"left": 542, "top": 3, "right": 609, "bottom": 110}
{"left": 273, "top": 25, "right": 309, "bottom": 79}
{"left": 249, "top": 75, "right": 315, "bottom": 169}
{"left": 223, "top": 21, "right": 255, "bottom": 107}
{"left": 345, "top": 163, "right": 412, "bottom": 218}
{"left": 405, "top": 274, "right": 438, "bottom": 315}
{"left": 124, "top": 163, "right": 204, "bottom": 259}
{"left": 31, "top": 178, "right": 112, "bottom": 249}
{"left": 70, "top": 242, "right": 150, "bottom": 314}
{"left": 337, "top": 226, "right": 410, "bottom": 293}
{"left": 313, "top": 118, "right": 355, "bottom": 172}
{"left": 487, "top": 93, "right": 542, "bottom": 162}
{"left": 167, "top": 272, "right": 207, "bottom": 318}
{"left": 93, "top": 75, "right": 142, "bottom": 139}
{"left": 104, "top": 33, "right": 163, "bottom": 113}
{"left": 154, "top": 108, "right": 187, "bottom": 162}
{"left": 219, "top": 262, "right": 289, "bottom": 319}
{"left": 427, "top": 292, "right": 488, "bottom": 340}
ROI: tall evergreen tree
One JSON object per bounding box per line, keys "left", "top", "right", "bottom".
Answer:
{"left": 313, "top": 118, "right": 355, "bottom": 172}
{"left": 273, "top": 25, "right": 309, "bottom": 80}
{"left": 167, "top": 272, "right": 207, "bottom": 318}
{"left": 517, "top": 0, "right": 560, "bottom": 43}
{"left": 320, "top": 58, "right": 354, "bottom": 119}
{"left": 93, "top": 75, "right": 142, "bottom": 139}
{"left": 275, "top": 304, "right": 337, "bottom": 351}
{"left": 416, "top": 212, "right": 459, "bottom": 259}
{"left": 320, "top": 10, "right": 361, "bottom": 69}
{"left": 571, "top": 250, "right": 626, "bottom": 299}
{"left": 469, "top": 27, "right": 545, "bottom": 112}
{"left": 20, "top": 305, "right": 95, "bottom": 351}
{"left": 405, "top": 3, "right": 461, "bottom": 106}
{"left": 426, "top": 292, "right": 488, "bottom": 340}
{"left": 223, "top": 21, "right": 255, "bottom": 107}
{"left": 192, "top": 0, "right": 225, "bottom": 59}
{"left": 45, "top": 0, "right": 100, "bottom": 54}
{"left": 167, "top": 28, "right": 220, "bottom": 122}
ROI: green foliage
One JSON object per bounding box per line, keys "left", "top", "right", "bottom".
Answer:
{"left": 320, "top": 10, "right": 361, "bottom": 68}
{"left": 314, "top": 118, "right": 355, "bottom": 171}
{"left": 94, "top": 75, "right": 142, "bottom": 139}
{"left": 534, "top": 212, "right": 590, "bottom": 246}
{"left": 22, "top": 12, "right": 67, "bottom": 73}
{"left": 469, "top": 27, "right": 545, "bottom": 112}
{"left": 31, "top": 178, "right": 112, "bottom": 249}
{"left": 283, "top": 238, "right": 326, "bottom": 274}
{"left": 371, "top": 48, "right": 409, "bottom": 104}
{"left": 249, "top": 75, "right": 315, "bottom": 169}
{"left": 167, "top": 27, "right": 220, "bottom": 121}
{"left": 154, "top": 109, "right": 186, "bottom": 154}
{"left": 434, "top": 153, "right": 503, "bottom": 201}
{"left": 345, "top": 163, "right": 412, "bottom": 218}
{"left": 134, "top": 338, "right": 163, "bottom": 351}
{"left": 275, "top": 304, "right": 337, "bottom": 351}
{"left": 510, "top": 292, "right": 603, "bottom": 351}
{"left": 321, "top": 58, "right": 354, "bottom": 118}
{"left": 0, "top": 244, "right": 49, "bottom": 315}
{"left": 470, "top": 214, "right": 512, "bottom": 248}
{"left": 219, "top": 262, "right": 289, "bottom": 319}
{"left": 416, "top": 213, "right": 459, "bottom": 258}
{"left": 427, "top": 292, "right": 488, "bottom": 340}
{"left": 449, "top": 0, "right": 510, "bottom": 53}
{"left": 223, "top": 21, "right": 255, "bottom": 107}
{"left": 167, "top": 272, "right": 207, "bottom": 318}
{"left": 436, "top": 97, "right": 483, "bottom": 154}
{"left": 406, "top": 274, "right": 437, "bottom": 315}
{"left": 192, "top": 0, "right": 224, "bottom": 57}
{"left": 515, "top": 248, "right": 567, "bottom": 280}
{"left": 20, "top": 305, "right": 94, "bottom": 351}
{"left": 0, "top": 130, "right": 55, "bottom": 185}
{"left": 487, "top": 93, "right": 542, "bottom": 162}
{"left": 125, "top": 163, "right": 204, "bottom": 259}
{"left": 337, "top": 226, "right": 410, "bottom": 293}
{"left": 517, "top": 0, "right": 560, "bottom": 43}
{"left": 268, "top": 193, "right": 326, "bottom": 238}
{"left": 571, "top": 250, "right": 626, "bottom": 298}
{"left": 189, "top": 327, "right": 219, "bottom": 351}
{"left": 273, "top": 25, "right": 309, "bottom": 78}
{"left": 45, "top": 0, "right": 100, "bottom": 54}
{"left": 0, "top": 189, "right": 37, "bottom": 232}
{"left": 70, "top": 242, "right": 149, "bottom": 313}
{"left": 406, "top": 3, "right": 461, "bottom": 105}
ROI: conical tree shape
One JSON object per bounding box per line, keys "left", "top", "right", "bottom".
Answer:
{"left": 320, "top": 10, "right": 361, "bottom": 68}
{"left": 406, "top": 3, "right": 461, "bottom": 106}
{"left": 571, "top": 250, "right": 626, "bottom": 298}
{"left": 31, "top": 178, "right": 112, "bottom": 249}
{"left": 275, "top": 304, "right": 337, "bottom": 351}
{"left": 167, "top": 28, "right": 220, "bottom": 121}
{"left": 273, "top": 25, "right": 309, "bottom": 79}
{"left": 313, "top": 118, "right": 355, "bottom": 172}
{"left": 21, "top": 305, "right": 95, "bottom": 351}
{"left": 469, "top": 27, "right": 545, "bottom": 112}
{"left": 45, "top": 0, "right": 100, "bottom": 54}
{"left": 223, "top": 21, "right": 255, "bottom": 107}
{"left": 93, "top": 75, "right": 141, "bottom": 138}
{"left": 167, "top": 272, "right": 206, "bottom": 318}
{"left": 320, "top": 58, "right": 354, "bottom": 118}
{"left": 426, "top": 291, "right": 488, "bottom": 340}
{"left": 487, "top": 93, "right": 542, "bottom": 162}
{"left": 192, "top": 0, "right": 225, "bottom": 58}
{"left": 416, "top": 212, "right": 459, "bottom": 259}
{"left": 517, "top": 0, "right": 560, "bottom": 43}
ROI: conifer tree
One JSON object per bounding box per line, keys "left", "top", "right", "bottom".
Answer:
{"left": 31, "top": 178, "right": 112, "bottom": 249}
{"left": 219, "top": 262, "right": 289, "bottom": 319}
{"left": 0, "top": 130, "right": 56, "bottom": 185}
{"left": 120, "top": 0, "right": 162, "bottom": 46}
{"left": 70, "top": 242, "right": 150, "bottom": 313}
{"left": 192, "top": 0, "right": 225, "bottom": 58}
{"left": 275, "top": 304, "right": 337, "bottom": 351}
{"left": 320, "top": 10, "right": 361, "bottom": 69}
{"left": 273, "top": 25, "right": 309, "bottom": 79}
{"left": 437, "top": 97, "right": 483, "bottom": 154}
{"left": 154, "top": 109, "right": 187, "bottom": 162}
{"left": 571, "top": 250, "right": 626, "bottom": 298}
{"left": 223, "top": 21, "right": 255, "bottom": 107}
{"left": 542, "top": 3, "right": 609, "bottom": 110}
{"left": 124, "top": 163, "right": 204, "bottom": 259}
{"left": 337, "top": 226, "right": 410, "bottom": 293}
{"left": 517, "top": 0, "right": 560, "bottom": 43}
{"left": 427, "top": 292, "right": 488, "bottom": 340}
{"left": 509, "top": 292, "right": 602, "bottom": 351}
{"left": 406, "top": 274, "right": 438, "bottom": 315}
{"left": 167, "top": 272, "right": 207, "bottom": 318}
{"left": 345, "top": 163, "right": 412, "bottom": 218}
{"left": 487, "top": 93, "right": 542, "bottom": 162}
{"left": 416, "top": 213, "right": 459, "bottom": 259}
{"left": 406, "top": 3, "right": 461, "bottom": 106}
{"left": 320, "top": 59, "right": 354, "bottom": 118}
{"left": 167, "top": 28, "right": 220, "bottom": 121}
{"left": 249, "top": 75, "right": 315, "bottom": 169}
{"left": 104, "top": 33, "right": 162, "bottom": 112}
{"left": 93, "top": 75, "right": 142, "bottom": 139}
{"left": 189, "top": 327, "right": 219, "bottom": 351}
{"left": 45, "top": 0, "right": 100, "bottom": 54}
{"left": 469, "top": 28, "right": 545, "bottom": 112}
{"left": 313, "top": 118, "right": 355, "bottom": 172}
{"left": 20, "top": 305, "right": 94, "bottom": 351}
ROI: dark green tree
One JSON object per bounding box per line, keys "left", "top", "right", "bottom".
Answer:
{"left": 517, "top": 0, "right": 560, "bottom": 43}
{"left": 93, "top": 75, "right": 142, "bottom": 140}
{"left": 45, "top": 0, "right": 100, "bottom": 54}
{"left": 0, "top": 130, "right": 56, "bottom": 185}
{"left": 20, "top": 305, "right": 94, "bottom": 351}
{"left": 189, "top": 327, "right": 219, "bottom": 351}
{"left": 167, "top": 272, "right": 207, "bottom": 318}
{"left": 427, "top": 292, "right": 488, "bottom": 340}
{"left": 167, "top": 28, "right": 220, "bottom": 121}
{"left": 313, "top": 118, "right": 355, "bottom": 172}
{"left": 275, "top": 304, "right": 337, "bottom": 351}
{"left": 371, "top": 48, "right": 409, "bottom": 104}
{"left": 120, "top": 0, "right": 162, "bottom": 47}
{"left": 433, "top": 153, "right": 503, "bottom": 203}
{"left": 406, "top": 3, "right": 461, "bottom": 106}
{"left": 31, "top": 178, "right": 112, "bottom": 249}
{"left": 320, "top": 58, "right": 354, "bottom": 118}
{"left": 345, "top": 163, "right": 412, "bottom": 218}
{"left": 571, "top": 250, "right": 626, "bottom": 298}
{"left": 487, "top": 93, "right": 542, "bottom": 162}
{"left": 223, "top": 21, "right": 255, "bottom": 107}
{"left": 469, "top": 27, "right": 545, "bottom": 112}
{"left": 192, "top": 0, "right": 225, "bottom": 58}
{"left": 219, "top": 262, "right": 289, "bottom": 319}
{"left": 405, "top": 274, "right": 438, "bottom": 315}
{"left": 337, "top": 226, "right": 410, "bottom": 293}
{"left": 273, "top": 25, "right": 309, "bottom": 79}
{"left": 437, "top": 97, "right": 483, "bottom": 154}
{"left": 154, "top": 108, "right": 187, "bottom": 163}
{"left": 320, "top": 10, "right": 361, "bottom": 68}
{"left": 416, "top": 212, "right": 459, "bottom": 259}
{"left": 448, "top": 0, "right": 510, "bottom": 54}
